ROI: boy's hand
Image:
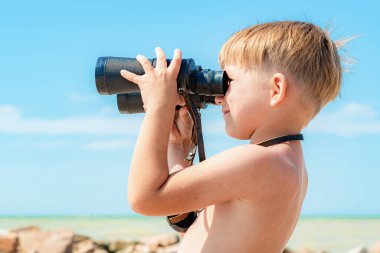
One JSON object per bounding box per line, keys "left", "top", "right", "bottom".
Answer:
{"left": 168, "top": 101, "right": 194, "bottom": 174}
{"left": 120, "top": 47, "right": 182, "bottom": 112}
{"left": 170, "top": 102, "right": 194, "bottom": 145}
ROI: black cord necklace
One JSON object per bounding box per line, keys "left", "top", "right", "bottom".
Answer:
{"left": 257, "top": 134, "right": 304, "bottom": 147}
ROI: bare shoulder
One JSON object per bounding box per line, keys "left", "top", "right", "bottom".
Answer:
{"left": 176, "top": 144, "right": 307, "bottom": 253}
{"left": 212, "top": 143, "right": 301, "bottom": 189}
{"left": 246, "top": 142, "right": 306, "bottom": 203}
{"left": 225, "top": 143, "right": 302, "bottom": 201}
{"left": 136, "top": 143, "right": 302, "bottom": 216}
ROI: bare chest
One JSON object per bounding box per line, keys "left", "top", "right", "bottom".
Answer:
{"left": 177, "top": 200, "right": 264, "bottom": 253}
{"left": 177, "top": 185, "right": 306, "bottom": 253}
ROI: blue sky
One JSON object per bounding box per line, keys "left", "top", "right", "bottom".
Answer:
{"left": 0, "top": 0, "right": 379, "bottom": 216}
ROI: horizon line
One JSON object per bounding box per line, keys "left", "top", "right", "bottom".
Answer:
{"left": 1, "top": 214, "right": 380, "bottom": 219}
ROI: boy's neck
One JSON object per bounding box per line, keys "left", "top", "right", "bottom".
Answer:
{"left": 249, "top": 116, "right": 305, "bottom": 145}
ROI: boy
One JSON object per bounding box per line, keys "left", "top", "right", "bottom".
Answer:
{"left": 120, "top": 21, "right": 342, "bottom": 252}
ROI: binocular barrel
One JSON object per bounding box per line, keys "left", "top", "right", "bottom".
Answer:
{"left": 117, "top": 93, "right": 218, "bottom": 114}
{"left": 95, "top": 57, "right": 227, "bottom": 114}
{"left": 117, "top": 93, "right": 145, "bottom": 114}
{"left": 96, "top": 57, "right": 148, "bottom": 95}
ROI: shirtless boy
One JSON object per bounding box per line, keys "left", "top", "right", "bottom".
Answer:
{"left": 120, "top": 21, "right": 343, "bottom": 252}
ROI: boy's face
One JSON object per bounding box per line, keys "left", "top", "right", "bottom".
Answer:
{"left": 216, "top": 65, "right": 271, "bottom": 140}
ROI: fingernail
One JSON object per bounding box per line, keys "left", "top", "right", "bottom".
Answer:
{"left": 120, "top": 69, "right": 126, "bottom": 74}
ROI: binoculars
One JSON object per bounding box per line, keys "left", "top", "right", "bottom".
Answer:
{"left": 95, "top": 57, "right": 228, "bottom": 113}
{"left": 95, "top": 56, "right": 228, "bottom": 233}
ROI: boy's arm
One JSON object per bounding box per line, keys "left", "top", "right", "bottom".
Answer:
{"left": 168, "top": 140, "right": 192, "bottom": 175}
{"left": 124, "top": 48, "right": 299, "bottom": 216}
{"left": 128, "top": 105, "right": 300, "bottom": 216}
{"left": 167, "top": 141, "right": 192, "bottom": 239}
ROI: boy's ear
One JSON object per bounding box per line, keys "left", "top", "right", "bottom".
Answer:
{"left": 269, "top": 73, "right": 287, "bottom": 107}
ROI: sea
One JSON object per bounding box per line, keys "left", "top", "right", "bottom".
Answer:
{"left": 1, "top": 216, "right": 379, "bottom": 253}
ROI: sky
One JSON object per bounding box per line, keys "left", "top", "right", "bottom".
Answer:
{"left": 0, "top": 0, "right": 379, "bottom": 217}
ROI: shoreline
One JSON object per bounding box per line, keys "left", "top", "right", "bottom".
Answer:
{"left": 1, "top": 214, "right": 380, "bottom": 219}
{"left": 0, "top": 226, "right": 380, "bottom": 253}
{"left": 1, "top": 218, "right": 380, "bottom": 253}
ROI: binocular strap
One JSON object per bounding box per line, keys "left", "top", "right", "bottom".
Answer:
{"left": 181, "top": 92, "right": 206, "bottom": 163}
{"left": 166, "top": 91, "right": 206, "bottom": 233}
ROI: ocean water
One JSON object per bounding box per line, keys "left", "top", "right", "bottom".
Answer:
{"left": 1, "top": 216, "right": 379, "bottom": 253}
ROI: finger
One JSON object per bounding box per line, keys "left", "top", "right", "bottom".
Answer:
{"left": 177, "top": 95, "right": 186, "bottom": 106}
{"left": 120, "top": 69, "right": 140, "bottom": 84}
{"left": 168, "top": 48, "right": 182, "bottom": 75}
{"left": 173, "top": 109, "right": 180, "bottom": 123}
{"left": 179, "top": 106, "right": 193, "bottom": 126}
{"left": 155, "top": 47, "right": 167, "bottom": 70}
{"left": 136, "top": 54, "right": 154, "bottom": 74}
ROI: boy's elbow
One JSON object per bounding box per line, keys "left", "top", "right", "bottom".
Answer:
{"left": 128, "top": 194, "right": 141, "bottom": 214}
{"left": 128, "top": 192, "right": 146, "bottom": 214}
{"left": 128, "top": 192, "right": 159, "bottom": 216}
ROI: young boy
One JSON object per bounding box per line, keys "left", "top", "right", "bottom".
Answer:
{"left": 120, "top": 21, "right": 342, "bottom": 252}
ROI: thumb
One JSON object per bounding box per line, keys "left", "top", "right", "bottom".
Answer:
{"left": 179, "top": 106, "right": 193, "bottom": 126}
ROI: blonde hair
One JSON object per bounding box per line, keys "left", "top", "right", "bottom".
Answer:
{"left": 218, "top": 21, "right": 345, "bottom": 117}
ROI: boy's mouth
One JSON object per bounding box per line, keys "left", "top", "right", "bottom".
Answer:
{"left": 222, "top": 110, "right": 230, "bottom": 115}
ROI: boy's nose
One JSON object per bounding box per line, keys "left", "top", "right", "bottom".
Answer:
{"left": 214, "top": 95, "right": 225, "bottom": 105}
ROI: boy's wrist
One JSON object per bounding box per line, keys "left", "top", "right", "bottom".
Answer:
{"left": 168, "top": 139, "right": 192, "bottom": 153}
{"left": 146, "top": 103, "right": 176, "bottom": 114}
{"left": 168, "top": 140, "right": 193, "bottom": 173}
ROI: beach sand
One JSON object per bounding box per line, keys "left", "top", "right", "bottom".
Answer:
{"left": 1, "top": 216, "right": 379, "bottom": 253}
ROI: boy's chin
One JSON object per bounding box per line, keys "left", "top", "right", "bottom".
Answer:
{"left": 225, "top": 128, "right": 251, "bottom": 140}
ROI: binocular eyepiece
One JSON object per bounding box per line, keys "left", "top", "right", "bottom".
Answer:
{"left": 95, "top": 57, "right": 228, "bottom": 114}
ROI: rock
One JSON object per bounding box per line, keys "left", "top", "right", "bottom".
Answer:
{"left": 370, "top": 241, "right": 380, "bottom": 253}
{"left": 134, "top": 243, "right": 152, "bottom": 253}
{"left": 115, "top": 245, "right": 135, "bottom": 253}
{"left": 140, "top": 233, "right": 179, "bottom": 248}
{"left": 156, "top": 244, "right": 180, "bottom": 253}
{"left": 108, "top": 239, "right": 134, "bottom": 252}
{"left": 93, "top": 248, "right": 109, "bottom": 253}
{"left": 94, "top": 239, "right": 110, "bottom": 250}
{"left": 73, "top": 234, "right": 91, "bottom": 244}
{"left": 10, "top": 226, "right": 41, "bottom": 234}
{"left": 73, "top": 239, "right": 95, "bottom": 253}
{"left": 18, "top": 228, "right": 74, "bottom": 253}
{"left": 17, "top": 229, "right": 42, "bottom": 253}
{"left": 297, "top": 247, "right": 316, "bottom": 253}
{"left": 0, "top": 232, "right": 18, "bottom": 253}
{"left": 346, "top": 246, "right": 368, "bottom": 253}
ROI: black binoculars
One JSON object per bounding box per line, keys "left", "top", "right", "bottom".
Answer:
{"left": 95, "top": 56, "right": 228, "bottom": 232}
{"left": 95, "top": 57, "right": 228, "bottom": 113}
